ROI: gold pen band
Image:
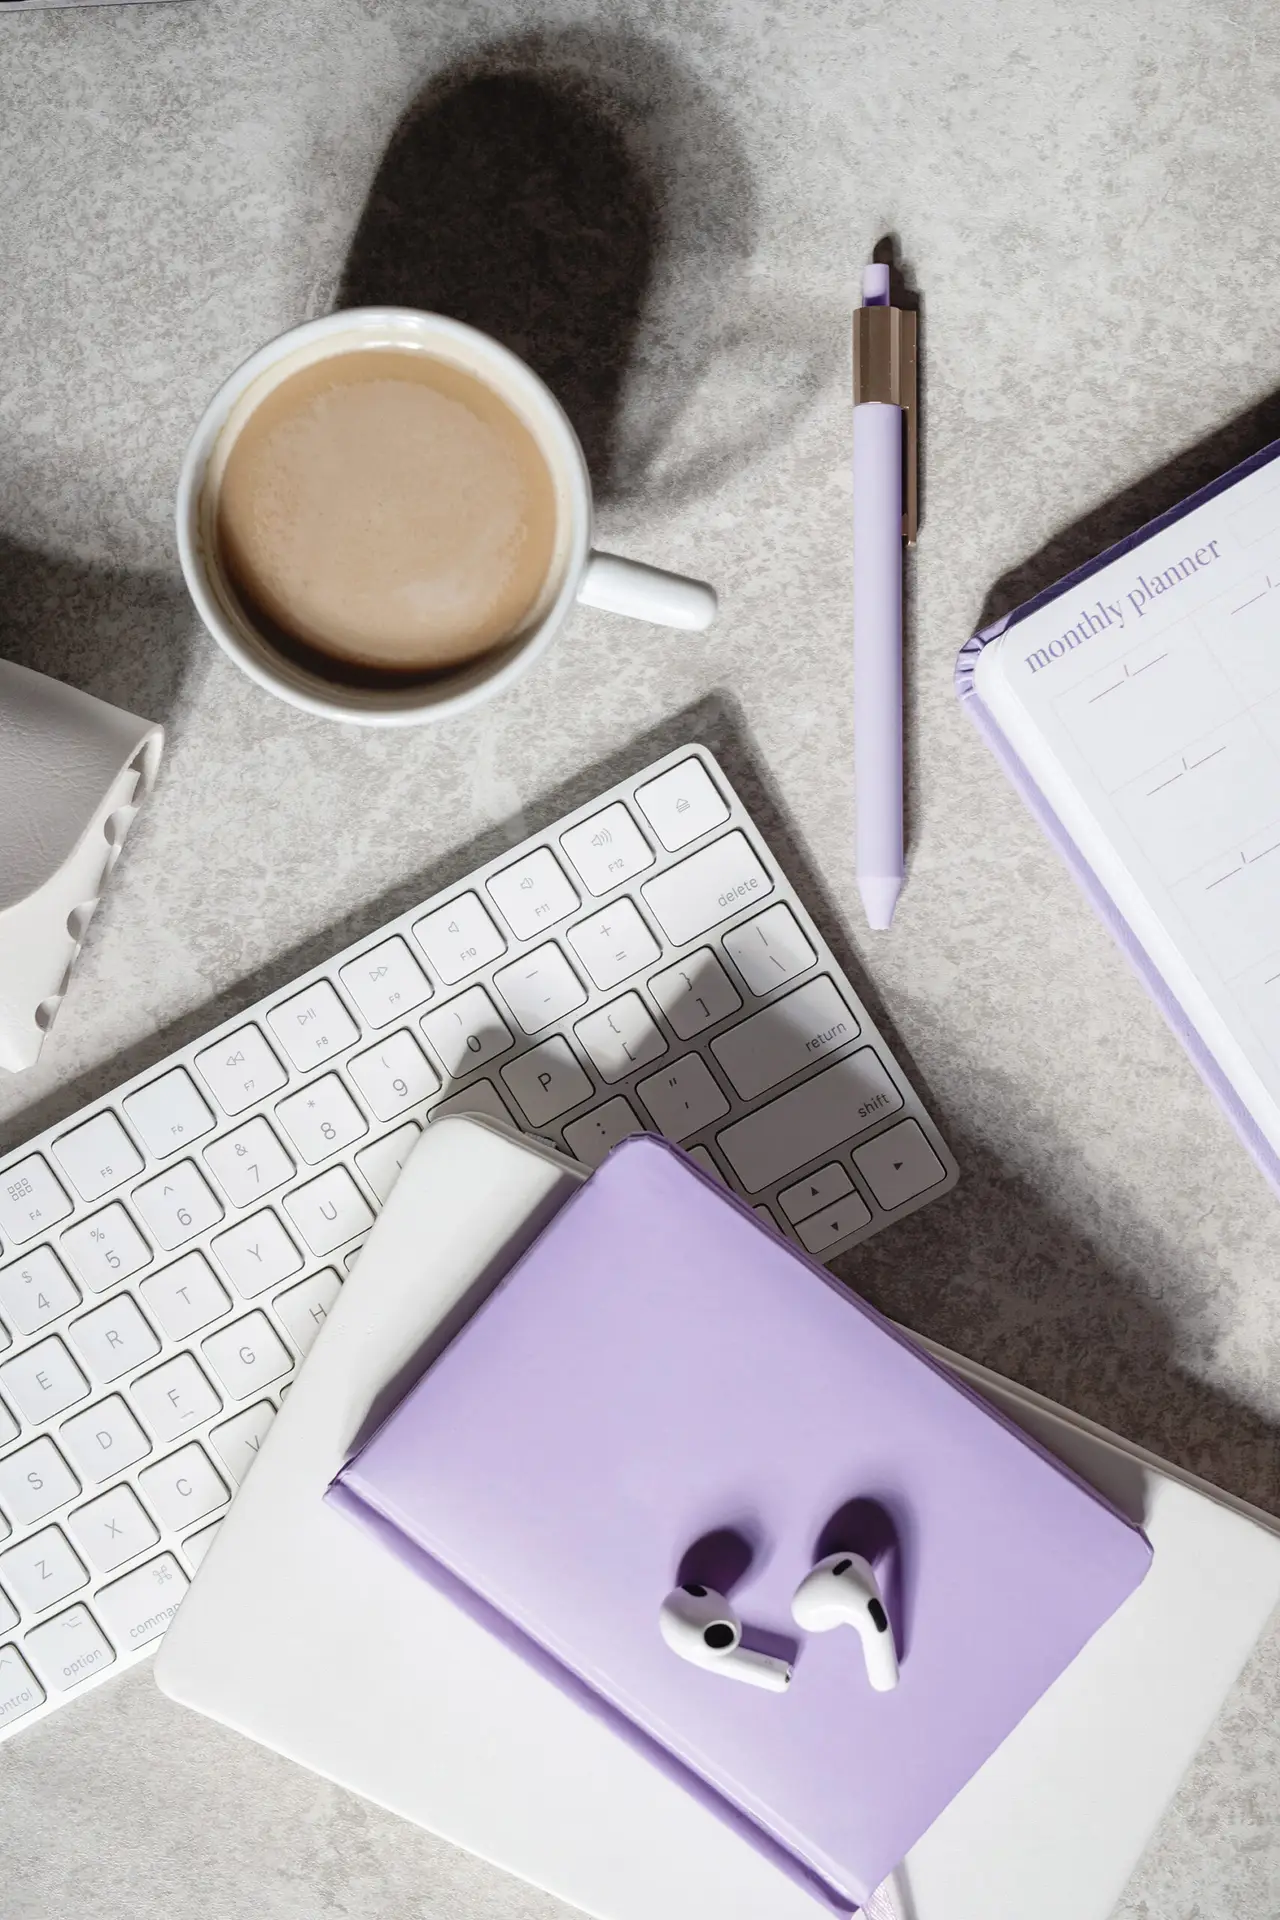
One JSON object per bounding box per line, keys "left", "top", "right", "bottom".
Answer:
{"left": 852, "top": 305, "right": 918, "bottom": 545}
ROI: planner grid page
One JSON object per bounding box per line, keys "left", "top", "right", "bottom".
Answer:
{"left": 977, "top": 456, "right": 1280, "bottom": 1158}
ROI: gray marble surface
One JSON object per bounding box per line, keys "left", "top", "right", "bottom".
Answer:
{"left": 2, "top": 1, "right": 1279, "bottom": 1914}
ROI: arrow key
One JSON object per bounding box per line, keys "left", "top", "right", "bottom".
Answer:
{"left": 777, "top": 1162, "right": 853, "bottom": 1225}
{"left": 852, "top": 1120, "right": 947, "bottom": 1212}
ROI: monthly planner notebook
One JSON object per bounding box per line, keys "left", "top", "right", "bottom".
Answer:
{"left": 959, "top": 437, "right": 1280, "bottom": 1185}
{"left": 327, "top": 1136, "right": 1152, "bottom": 1914}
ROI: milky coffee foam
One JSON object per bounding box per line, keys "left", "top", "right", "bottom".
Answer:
{"left": 215, "top": 347, "right": 560, "bottom": 676}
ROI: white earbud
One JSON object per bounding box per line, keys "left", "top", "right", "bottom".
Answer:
{"left": 659, "top": 1582, "right": 793, "bottom": 1692}
{"left": 790, "top": 1552, "right": 900, "bottom": 1692}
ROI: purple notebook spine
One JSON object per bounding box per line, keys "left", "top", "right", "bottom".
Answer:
{"left": 956, "top": 436, "right": 1280, "bottom": 1199}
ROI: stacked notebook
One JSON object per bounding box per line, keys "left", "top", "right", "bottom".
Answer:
{"left": 156, "top": 1117, "right": 1280, "bottom": 1918}
{"left": 325, "top": 1134, "right": 1150, "bottom": 1910}
{"left": 960, "top": 437, "right": 1280, "bottom": 1187}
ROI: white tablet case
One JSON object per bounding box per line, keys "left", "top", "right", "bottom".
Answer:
{"left": 155, "top": 1117, "right": 1280, "bottom": 1920}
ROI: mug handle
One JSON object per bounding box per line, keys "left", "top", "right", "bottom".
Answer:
{"left": 578, "top": 551, "right": 718, "bottom": 632}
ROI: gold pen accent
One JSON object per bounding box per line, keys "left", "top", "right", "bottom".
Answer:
{"left": 852, "top": 304, "right": 918, "bottom": 545}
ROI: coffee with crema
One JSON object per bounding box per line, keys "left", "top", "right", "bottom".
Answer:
{"left": 214, "top": 347, "right": 560, "bottom": 678}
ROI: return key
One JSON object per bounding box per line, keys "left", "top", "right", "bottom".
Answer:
{"left": 712, "top": 978, "right": 860, "bottom": 1099}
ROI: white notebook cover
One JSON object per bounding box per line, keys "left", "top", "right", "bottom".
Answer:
{"left": 155, "top": 1116, "right": 1280, "bottom": 1920}
{"left": 959, "top": 438, "right": 1280, "bottom": 1186}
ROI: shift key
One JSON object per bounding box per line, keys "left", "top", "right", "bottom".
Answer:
{"left": 712, "top": 978, "right": 858, "bottom": 1099}
{"left": 716, "top": 1050, "right": 902, "bottom": 1192}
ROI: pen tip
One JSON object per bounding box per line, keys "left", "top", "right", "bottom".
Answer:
{"left": 858, "top": 876, "right": 903, "bottom": 929}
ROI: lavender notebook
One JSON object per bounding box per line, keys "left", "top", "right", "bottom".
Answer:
{"left": 327, "top": 1138, "right": 1149, "bottom": 1911}
{"left": 959, "top": 435, "right": 1280, "bottom": 1191}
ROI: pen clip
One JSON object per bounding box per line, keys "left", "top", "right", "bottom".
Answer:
{"left": 852, "top": 305, "right": 918, "bottom": 545}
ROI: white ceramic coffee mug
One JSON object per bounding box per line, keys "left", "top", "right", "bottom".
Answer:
{"left": 176, "top": 307, "right": 718, "bottom": 727}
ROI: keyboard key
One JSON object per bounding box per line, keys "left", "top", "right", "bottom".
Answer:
{"left": 275, "top": 1074, "right": 367, "bottom": 1164}
{"left": 716, "top": 1050, "right": 903, "bottom": 1192}
{"left": 493, "top": 944, "right": 586, "bottom": 1034}
{"left": 95, "top": 1553, "right": 188, "bottom": 1651}
{"left": 420, "top": 986, "right": 513, "bottom": 1077}
{"left": 52, "top": 1112, "right": 143, "bottom": 1203}
{"left": 355, "top": 1124, "right": 420, "bottom": 1204}
{"left": 182, "top": 1523, "right": 221, "bottom": 1571}
{"left": 575, "top": 994, "right": 667, "bottom": 1083}
{"left": 777, "top": 1163, "right": 853, "bottom": 1224}
{"left": 140, "top": 1253, "right": 230, "bottom": 1340}
{"left": 562, "top": 1098, "right": 646, "bottom": 1167}
{"left": 340, "top": 936, "right": 432, "bottom": 1027}
{"left": 566, "top": 902, "right": 661, "bottom": 992}
{"left": 267, "top": 981, "right": 359, "bottom": 1072}
{"left": 796, "top": 1192, "right": 873, "bottom": 1254}
{"left": 123, "top": 1069, "right": 215, "bottom": 1157}
{"left": 211, "top": 1209, "right": 302, "bottom": 1298}
{"left": 0, "top": 1647, "right": 45, "bottom": 1727}
{"left": 202, "top": 1117, "right": 293, "bottom": 1209}
{"left": 634, "top": 758, "right": 729, "bottom": 850}
{"left": 62, "top": 1204, "right": 152, "bottom": 1292}
{"left": 0, "top": 1527, "right": 88, "bottom": 1613}
{"left": 0, "top": 1398, "right": 17, "bottom": 1448}
{"left": 0, "top": 1337, "right": 89, "bottom": 1423}
{"left": 210, "top": 1401, "right": 276, "bottom": 1484}
{"left": 560, "top": 803, "right": 654, "bottom": 895}
{"left": 641, "top": 833, "right": 773, "bottom": 946}
{"left": 194, "top": 1026, "right": 288, "bottom": 1116}
{"left": 68, "top": 1484, "right": 158, "bottom": 1574}
{"left": 139, "top": 1443, "right": 228, "bottom": 1532}
{"left": 0, "top": 1247, "right": 79, "bottom": 1336}
{"left": 131, "top": 1161, "right": 223, "bottom": 1250}
{"left": 501, "top": 1040, "right": 593, "bottom": 1126}
{"left": 755, "top": 1206, "right": 779, "bottom": 1231}
{"left": 711, "top": 978, "right": 859, "bottom": 1100}
{"left": 59, "top": 1397, "right": 150, "bottom": 1485}
{"left": 851, "top": 1120, "right": 948, "bottom": 1210}
{"left": 0, "top": 1439, "right": 79, "bottom": 1527}
{"left": 24, "top": 1603, "right": 114, "bottom": 1691}
{"left": 722, "top": 904, "right": 816, "bottom": 996}
{"left": 0, "top": 1155, "right": 72, "bottom": 1244}
{"left": 685, "top": 1144, "right": 726, "bottom": 1184}
{"left": 487, "top": 849, "right": 579, "bottom": 940}
{"left": 68, "top": 1295, "right": 160, "bottom": 1383}
{"left": 648, "top": 949, "right": 742, "bottom": 1039}
{"left": 637, "top": 1056, "right": 730, "bottom": 1142}
{"left": 413, "top": 893, "right": 505, "bottom": 984}
{"left": 131, "top": 1355, "right": 221, "bottom": 1444}
{"left": 347, "top": 1032, "right": 439, "bottom": 1121}
{"left": 428, "top": 1081, "right": 515, "bottom": 1127}
{"left": 283, "top": 1168, "right": 373, "bottom": 1256}
{"left": 274, "top": 1269, "right": 341, "bottom": 1358}
{"left": 202, "top": 1312, "right": 291, "bottom": 1399}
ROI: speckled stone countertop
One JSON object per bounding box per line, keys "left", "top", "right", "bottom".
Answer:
{"left": 1, "top": 2, "right": 1278, "bottom": 1914}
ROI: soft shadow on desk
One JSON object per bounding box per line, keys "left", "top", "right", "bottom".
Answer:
{"left": 0, "top": 534, "right": 192, "bottom": 727}
{"left": 974, "top": 387, "right": 1280, "bottom": 633}
{"left": 4, "top": 694, "right": 1275, "bottom": 1516}
{"left": 945, "top": 392, "right": 1280, "bottom": 1510}
{"left": 338, "top": 30, "right": 805, "bottom": 506}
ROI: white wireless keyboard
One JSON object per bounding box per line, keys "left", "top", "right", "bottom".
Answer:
{"left": 0, "top": 745, "right": 955, "bottom": 1741}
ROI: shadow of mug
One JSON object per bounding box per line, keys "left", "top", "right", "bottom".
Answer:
{"left": 338, "top": 30, "right": 822, "bottom": 512}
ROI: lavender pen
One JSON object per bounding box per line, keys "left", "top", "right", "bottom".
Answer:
{"left": 853, "top": 262, "right": 917, "bottom": 929}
